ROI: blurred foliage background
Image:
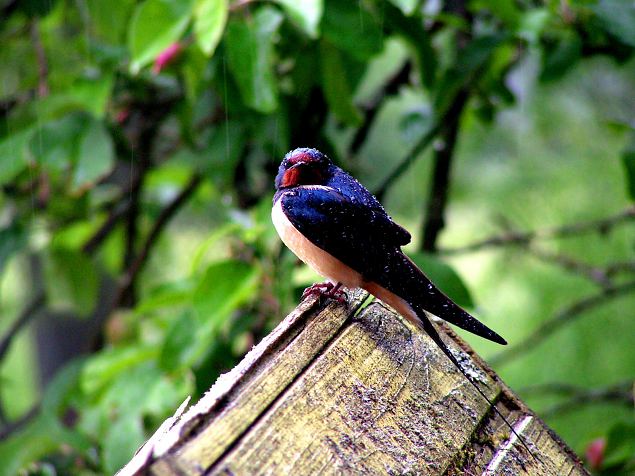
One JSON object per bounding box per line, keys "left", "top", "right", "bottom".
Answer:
{"left": 0, "top": 0, "right": 634, "bottom": 473}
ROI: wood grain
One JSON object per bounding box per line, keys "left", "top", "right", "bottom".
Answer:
{"left": 120, "top": 290, "right": 589, "bottom": 476}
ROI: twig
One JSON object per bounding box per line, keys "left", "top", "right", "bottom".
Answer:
{"left": 350, "top": 63, "right": 411, "bottom": 155}
{"left": 121, "top": 124, "right": 156, "bottom": 306}
{"left": 111, "top": 173, "right": 203, "bottom": 309}
{"left": 420, "top": 89, "right": 469, "bottom": 252}
{"left": 491, "top": 279, "right": 635, "bottom": 366}
{"left": 440, "top": 206, "right": 635, "bottom": 255}
{"left": 0, "top": 291, "right": 46, "bottom": 364}
{"left": 373, "top": 122, "right": 442, "bottom": 202}
{"left": 527, "top": 245, "right": 613, "bottom": 288}
{"left": 82, "top": 200, "right": 131, "bottom": 254}
{"left": 520, "top": 381, "right": 634, "bottom": 419}
{"left": 81, "top": 173, "right": 143, "bottom": 255}
{"left": 0, "top": 404, "right": 40, "bottom": 441}
{"left": 122, "top": 172, "right": 143, "bottom": 306}
{"left": 0, "top": 291, "right": 46, "bottom": 424}
{"left": 30, "top": 21, "right": 49, "bottom": 97}
{"left": 606, "top": 260, "right": 635, "bottom": 277}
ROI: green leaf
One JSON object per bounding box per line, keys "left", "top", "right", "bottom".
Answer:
{"left": 103, "top": 415, "right": 145, "bottom": 474}
{"left": 592, "top": 0, "right": 635, "bottom": 48}
{"left": 320, "top": 41, "right": 362, "bottom": 125}
{"left": 80, "top": 345, "right": 157, "bottom": 395}
{"left": 142, "top": 366, "right": 193, "bottom": 415}
{"left": 182, "top": 43, "right": 211, "bottom": 103}
{"left": 321, "top": 0, "right": 383, "bottom": 62}
{"left": 517, "top": 8, "right": 551, "bottom": 45}
{"left": 621, "top": 138, "right": 635, "bottom": 201}
{"left": 0, "top": 222, "right": 26, "bottom": 278}
{"left": 73, "top": 118, "right": 115, "bottom": 193}
{"left": 604, "top": 420, "right": 635, "bottom": 468}
{"left": 0, "top": 128, "right": 34, "bottom": 185}
{"left": 189, "top": 223, "right": 242, "bottom": 272}
{"left": 86, "top": 0, "right": 135, "bottom": 44}
{"left": 433, "top": 35, "right": 504, "bottom": 118}
{"left": 387, "top": 0, "right": 418, "bottom": 15}
{"left": 225, "top": 6, "right": 283, "bottom": 113}
{"left": 189, "top": 260, "right": 260, "bottom": 363}
{"left": 194, "top": 0, "right": 228, "bottom": 56}
{"left": 29, "top": 114, "right": 84, "bottom": 174}
{"left": 100, "top": 360, "right": 185, "bottom": 416}
{"left": 471, "top": 0, "right": 521, "bottom": 28}
{"left": 0, "top": 412, "right": 91, "bottom": 476}
{"left": 540, "top": 31, "right": 582, "bottom": 82}
{"left": 135, "top": 278, "right": 196, "bottom": 315}
{"left": 160, "top": 311, "right": 198, "bottom": 370}
{"left": 399, "top": 107, "right": 433, "bottom": 143}
{"left": 18, "top": 75, "right": 114, "bottom": 122}
{"left": 27, "top": 114, "right": 114, "bottom": 191}
{"left": 193, "top": 259, "right": 260, "bottom": 327}
{"left": 65, "top": 75, "right": 115, "bottom": 118}
{"left": 45, "top": 247, "right": 99, "bottom": 317}
{"left": 383, "top": 4, "right": 436, "bottom": 89}
{"left": 272, "top": 0, "right": 323, "bottom": 37}
{"left": 408, "top": 252, "right": 474, "bottom": 309}
{"left": 41, "top": 359, "right": 84, "bottom": 414}
{"left": 128, "top": 0, "right": 194, "bottom": 74}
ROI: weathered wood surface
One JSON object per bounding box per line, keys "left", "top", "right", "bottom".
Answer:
{"left": 119, "top": 289, "right": 589, "bottom": 476}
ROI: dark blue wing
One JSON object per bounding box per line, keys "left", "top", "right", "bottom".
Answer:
{"left": 325, "top": 171, "right": 411, "bottom": 246}
{"left": 279, "top": 187, "right": 400, "bottom": 279}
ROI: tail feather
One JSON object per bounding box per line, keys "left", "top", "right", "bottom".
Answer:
{"left": 376, "top": 251, "right": 507, "bottom": 345}
{"left": 368, "top": 250, "right": 536, "bottom": 460}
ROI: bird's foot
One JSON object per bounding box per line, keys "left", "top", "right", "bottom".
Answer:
{"left": 302, "top": 282, "right": 347, "bottom": 304}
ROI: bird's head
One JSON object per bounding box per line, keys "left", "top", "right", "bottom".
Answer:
{"left": 275, "top": 148, "right": 333, "bottom": 190}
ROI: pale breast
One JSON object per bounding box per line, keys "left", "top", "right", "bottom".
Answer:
{"left": 271, "top": 198, "right": 363, "bottom": 288}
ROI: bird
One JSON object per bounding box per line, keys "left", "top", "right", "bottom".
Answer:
{"left": 271, "top": 147, "right": 506, "bottom": 347}
{"left": 271, "top": 148, "right": 536, "bottom": 458}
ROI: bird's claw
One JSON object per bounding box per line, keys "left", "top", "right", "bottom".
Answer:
{"left": 302, "top": 282, "right": 347, "bottom": 304}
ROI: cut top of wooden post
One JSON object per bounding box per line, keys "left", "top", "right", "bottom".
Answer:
{"left": 120, "top": 289, "right": 589, "bottom": 476}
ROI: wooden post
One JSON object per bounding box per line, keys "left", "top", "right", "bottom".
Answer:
{"left": 119, "top": 289, "right": 589, "bottom": 475}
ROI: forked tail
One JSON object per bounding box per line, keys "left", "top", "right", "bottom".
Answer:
{"left": 377, "top": 250, "right": 507, "bottom": 345}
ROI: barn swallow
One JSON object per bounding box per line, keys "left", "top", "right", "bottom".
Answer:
{"left": 272, "top": 148, "right": 506, "bottom": 345}
{"left": 271, "top": 148, "right": 537, "bottom": 457}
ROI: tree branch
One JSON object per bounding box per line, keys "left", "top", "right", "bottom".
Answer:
{"left": 0, "top": 292, "right": 46, "bottom": 365}
{"left": 81, "top": 173, "right": 143, "bottom": 255}
{"left": 527, "top": 245, "right": 614, "bottom": 288}
{"left": 439, "top": 206, "right": 635, "bottom": 255}
{"left": 491, "top": 279, "right": 635, "bottom": 366}
{"left": 111, "top": 173, "right": 203, "bottom": 310}
{"left": 373, "top": 121, "right": 442, "bottom": 202}
{"left": 420, "top": 89, "right": 469, "bottom": 252}
{"left": 82, "top": 201, "right": 131, "bottom": 255}
{"left": 0, "top": 291, "right": 46, "bottom": 424}
{"left": 0, "top": 404, "right": 40, "bottom": 441}
{"left": 520, "top": 380, "right": 634, "bottom": 418}
{"left": 350, "top": 63, "right": 411, "bottom": 155}
{"left": 606, "top": 259, "right": 635, "bottom": 278}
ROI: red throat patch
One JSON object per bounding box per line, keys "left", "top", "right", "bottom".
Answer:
{"left": 281, "top": 168, "right": 302, "bottom": 188}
